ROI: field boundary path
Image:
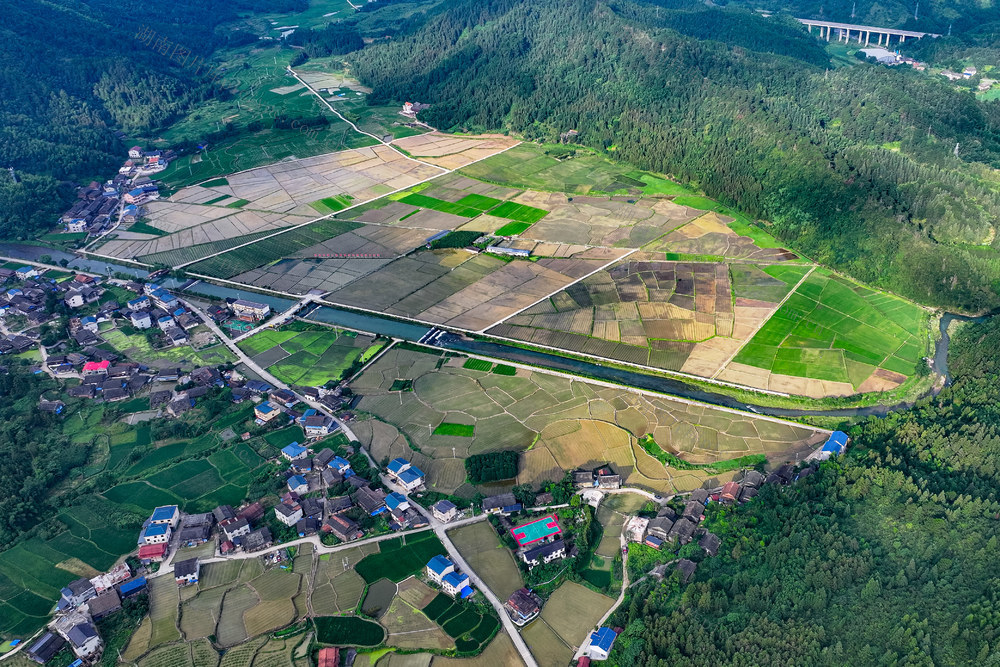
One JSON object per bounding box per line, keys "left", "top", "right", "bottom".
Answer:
{"left": 572, "top": 530, "right": 629, "bottom": 661}
{"left": 711, "top": 265, "right": 817, "bottom": 379}
{"left": 381, "top": 476, "right": 539, "bottom": 667}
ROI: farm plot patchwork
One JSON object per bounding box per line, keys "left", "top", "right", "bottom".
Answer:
{"left": 539, "top": 582, "right": 615, "bottom": 649}
{"left": 488, "top": 259, "right": 811, "bottom": 379}
{"left": 349, "top": 347, "right": 825, "bottom": 495}
{"left": 448, "top": 522, "right": 524, "bottom": 600}
{"left": 227, "top": 224, "right": 430, "bottom": 295}
{"left": 644, "top": 211, "right": 795, "bottom": 262}
{"left": 459, "top": 142, "right": 693, "bottom": 197}
{"left": 419, "top": 593, "right": 500, "bottom": 653}
{"left": 723, "top": 268, "right": 928, "bottom": 397}
{"left": 392, "top": 132, "right": 522, "bottom": 170}
{"left": 326, "top": 247, "right": 627, "bottom": 331}
{"left": 238, "top": 326, "right": 382, "bottom": 386}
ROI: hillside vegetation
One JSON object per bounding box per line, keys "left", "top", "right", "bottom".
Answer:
{"left": 609, "top": 314, "right": 1000, "bottom": 665}
{"left": 350, "top": 0, "right": 1000, "bottom": 312}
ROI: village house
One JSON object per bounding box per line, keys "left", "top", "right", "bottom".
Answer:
{"left": 139, "top": 523, "right": 171, "bottom": 545}
{"left": 231, "top": 299, "right": 271, "bottom": 322}
{"left": 296, "top": 517, "right": 320, "bottom": 537}
{"left": 90, "top": 563, "right": 130, "bottom": 594}
{"left": 425, "top": 555, "right": 455, "bottom": 584}
{"left": 596, "top": 466, "right": 621, "bottom": 489}
{"left": 699, "top": 531, "right": 721, "bottom": 556}
{"left": 213, "top": 505, "right": 236, "bottom": 524}
{"left": 221, "top": 518, "right": 251, "bottom": 542}
{"left": 505, "top": 588, "right": 542, "bottom": 626}
{"left": 624, "top": 516, "right": 649, "bottom": 543}
{"left": 238, "top": 502, "right": 266, "bottom": 523}
{"left": 87, "top": 590, "right": 122, "bottom": 620}
{"left": 137, "top": 543, "right": 168, "bottom": 564}
{"left": 355, "top": 486, "right": 387, "bottom": 515}
{"left": 243, "top": 528, "right": 273, "bottom": 552}
{"left": 667, "top": 517, "right": 698, "bottom": 545}
{"left": 304, "top": 414, "right": 335, "bottom": 437}
{"left": 441, "top": 571, "right": 473, "bottom": 598}
{"left": 276, "top": 502, "right": 304, "bottom": 527}
{"left": 174, "top": 558, "right": 200, "bottom": 586}
{"left": 166, "top": 327, "right": 189, "bottom": 346}
{"left": 58, "top": 578, "right": 96, "bottom": 610}
{"left": 118, "top": 577, "right": 147, "bottom": 599}
{"left": 327, "top": 496, "right": 353, "bottom": 515}
{"left": 329, "top": 456, "right": 352, "bottom": 475}
{"left": 287, "top": 475, "right": 309, "bottom": 495}
{"left": 482, "top": 493, "right": 517, "bottom": 515}
{"left": 313, "top": 448, "right": 335, "bottom": 469}
{"left": 281, "top": 442, "right": 308, "bottom": 461}
{"left": 720, "top": 481, "right": 740, "bottom": 504}
{"left": 323, "top": 514, "right": 363, "bottom": 542}
{"left": 149, "top": 505, "right": 180, "bottom": 528}
{"left": 520, "top": 539, "right": 567, "bottom": 568}
{"left": 255, "top": 400, "right": 282, "bottom": 423}
{"left": 385, "top": 491, "right": 410, "bottom": 516}
{"left": 65, "top": 622, "right": 102, "bottom": 659}
{"left": 270, "top": 388, "right": 297, "bottom": 408}
{"left": 587, "top": 627, "right": 617, "bottom": 661}
{"left": 386, "top": 457, "right": 425, "bottom": 491}
{"left": 432, "top": 499, "right": 458, "bottom": 523}
{"left": 26, "top": 632, "right": 65, "bottom": 663}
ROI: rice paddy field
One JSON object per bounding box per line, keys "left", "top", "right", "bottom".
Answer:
{"left": 723, "top": 268, "right": 929, "bottom": 398}
{"left": 0, "top": 400, "right": 269, "bottom": 640}
{"left": 100, "top": 328, "right": 236, "bottom": 368}
{"left": 237, "top": 324, "right": 382, "bottom": 386}
{"left": 349, "top": 347, "right": 826, "bottom": 496}
{"left": 448, "top": 522, "right": 524, "bottom": 600}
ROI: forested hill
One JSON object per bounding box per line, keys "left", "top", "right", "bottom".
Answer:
{"left": 350, "top": 0, "right": 1000, "bottom": 312}
{"left": 608, "top": 315, "right": 1000, "bottom": 665}
{"left": 0, "top": 0, "right": 299, "bottom": 240}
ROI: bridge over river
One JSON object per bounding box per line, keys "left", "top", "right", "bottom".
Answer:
{"left": 797, "top": 17, "right": 941, "bottom": 46}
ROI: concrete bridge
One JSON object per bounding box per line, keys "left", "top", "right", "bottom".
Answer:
{"left": 797, "top": 18, "right": 940, "bottom": 46}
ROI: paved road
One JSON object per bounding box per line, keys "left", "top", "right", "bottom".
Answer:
{"left": 382, "top": 477, "right": 539, "bottom": 667}
{"left": 180, "top": 298, "right": 361, "bottom": 443}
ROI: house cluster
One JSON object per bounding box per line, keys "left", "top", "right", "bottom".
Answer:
{"left": 425, "top": 554, "right": 474, "bottom": 599}
{"left": 57, "top": 146, "right": 174, "bottom": 238}
{"left": 572, "top": 464, "right": 622, "bottom": 490}
{"left": 27, "top": 565, "right": 148, "bottom": 664}
{"left": 481, "top": 492, "right": 522, "bottom": 516}
{"left": 385, "top": 457, "right": 426, "bottom": 492}
{"left": 0, "top": 266, "right": 92, "bottom": 330}
{"left": 124, "top": 282, "right": 199, "bottom": 347}
{"left": 504, "top": 587, "right": 542, "bottom": 626}
{"left": 215, "top": 503, "right": 272, "bottom": 555}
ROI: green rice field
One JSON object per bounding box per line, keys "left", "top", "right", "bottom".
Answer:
{"left": 354, "top": 533, "right": 448, "bottom": 583}
{"left": 732, "top": 268, "right": 928, "bottom": 388}
{"left": 238, "top": 326, "right": 384, "bottom": 386}
{"left": 489, "top": 201, "right": 548, "bottom": 224}
{"left": 398, "top": 193, "right": 482, "bottom": 218}
{"left": 433, "top": 423, "right": 475, "bottom": 437}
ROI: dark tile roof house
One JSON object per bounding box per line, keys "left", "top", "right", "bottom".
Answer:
{"left": 667, "top": 517, "right": 698, "bottom": 545}
{"left": 738, "top": 486, "right": 759, "bottom": 503}
{"left": 68, "top": 384, "right": 97, "bottom": 399}
{"left": 301, "top": 498, "right": 324, "bottom": 519}
{"left": 27, "top": 632, "right": 65, "bottom": 663}
{"left": 682, "top": 500, "right": 704, "bottom": 522}
{"left": 699, "top": 531, "right": 721, "bottom": 556}
{"left": 213, "top": 505, "right": 236, "bottom": 524}
{"left": 675, "top": 558, "right": 698, "bottom": 583}
{"left": 689, "top": 488, "right": 710, "bottom": 504}
{"left": 322, "top": 468, "right": 343, "bottom": 486}
{"left": 533, "top": 492, "right": 554, "bottom": 507}
{"left": 521, "top": 539, "right": 566, "bottom": 567}
{"left": 314, "top": 448, "right": 335, "bottom": 468}
{"left": 296, "top": 517, "right": 320, "bottom": 536}
{"left": 483, "top": 493, "right": 517, "bottom": 513}
{"left": 238, "top": 502, "right": 265, "bottom": 522}
{"left": 179, "top": 524, "right": 211, "bottom": 544}
{"left": 346, "top": 475, "right": 370, "bottom": 489}
{"left": 186, "top": 386, "right": 209, "bottom": 399}
{"left": 323, "top": 514, "right": 362, "bottom": 542}
{"left": 742, "top": 470, "right": 765, "bottom": 488}
{"left": 243, "top": 528, "right": 272, "bottom": 552}
{"left": 327, "top": 496, "right": 353, "bottom": 514}
{"left": 149, "top": 390, "right": 172, "bottom": 408}
{"left": 88, "top": 589, "right": 122, "bottom": 619}
{"left": 647, "top": 516, "right": 674, "bottom": 541}
{"left": 355, "top": 486, "right": 387, "bottom": 515}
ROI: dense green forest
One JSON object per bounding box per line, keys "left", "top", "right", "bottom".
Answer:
{"left": 0, "top": 0, "right": 299, "bottom": 240}
{"left": 0, "top": 367, "right": 91, "bottom": 547}
{"left": 465, "top": 450, "right": 520, "bottom": 483}
{"left": 349, "top": 0, "right": 1000, "bottom": 312}
{"left": 608, "top": 315, "right": 1000, "bottom": 665}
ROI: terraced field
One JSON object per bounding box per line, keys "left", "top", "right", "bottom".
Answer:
{"left": 350, "top": 347, "right": 826, "bottom": 495}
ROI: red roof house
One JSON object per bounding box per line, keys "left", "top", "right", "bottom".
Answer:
{"left": 82, "top": 360, "right": 111, "bottom": 374}
{"left": 137, "top": 543, "right": 168, "bottom": 562}
{"left": 318, "top": 648, "right": 339, "bottom": 667}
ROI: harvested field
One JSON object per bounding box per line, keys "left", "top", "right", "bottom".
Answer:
{"left": 175, "top": 144, "right": 443, "bottom": 217}
{"left": 350, "top": 347, "right": 825, "bottom": 495}
{"left": 540, "top": 582, "right": 615, "bottom": 648}
{"left": 645, "top": 211, "right": 796, "bottom": 262}
{"left": 392, "top": 133, "right": 521, "bottom": 170}
{"left": 432, "top": 631, "right": 524, "bottom": 667}
{"left": 396, "top": 576, "right": 439, "bottom": 610}
{"left": 520, "top": 619, "right": 573, "bottom": 667}
{"left": 448, "top": 522, "right": 524, "bottom": 599}
{"left": 326, "top": 247, "right": 626, "bottom": 331}
{"left": 383, "top": 596, "right": 455, "bottom": 650}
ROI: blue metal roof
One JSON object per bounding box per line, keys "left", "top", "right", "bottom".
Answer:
{"left": 385, "top": 492, "right": 407, "bottom": 510}
{"left": 822, "top": 430, "right": 849, "bottom": 453}
{"left": 426, "top": 555, "right": 453, "bottom": 575}
{"left": 398, "top": 468, "right": 424, "bottom": 485}
{"left": 590, "top": 627, "right": 617, "bottom": 652}
{"left": 119, "top": 578, "right": 146, "bottom": 595}
{"left": 442, "top": 571, "right": 468, "bottom": 588}
{"left": 144, "top": 524, "right": 169, "bottom": 537}
{"left": 331, "top": 456, "right": 351, "bottom": 469}
{"left": 150, "top": 506, "right": 177, "bottom": 522}
{"left": 459, "top": 585, "right": 474, "bottom": 599}
{"left": 259, "top": 401, "right": 278, "bottom": 414}
{"left": 282, "top": 443, "right": 306, "bottom": 457}
{"left": 387, "top": 458, "right": 410, "bottom": 474}
{"left": 288, "top": 475, "right": 307, "bottom": 489}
